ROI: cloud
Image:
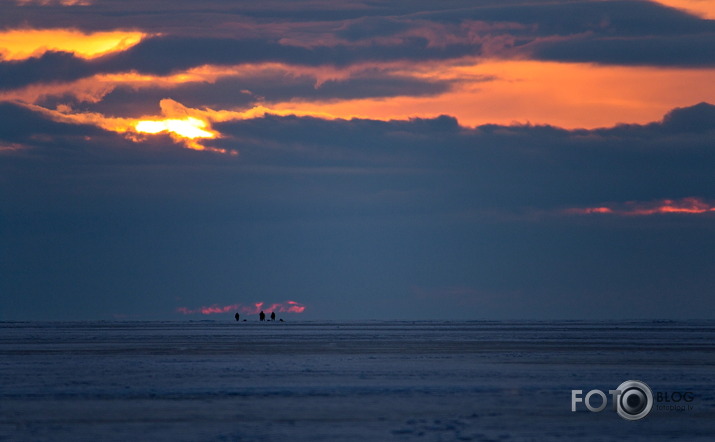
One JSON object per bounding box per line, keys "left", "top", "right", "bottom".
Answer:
{"left": 9, "top": 56, "right": 714, "bottom": 131}
{"left": 3, "top": 101, "right": 715, "bottom": 320}
{"left": 24, "top": 97, "right": 380, "bottom": 153}
{"left": 198, "top": 101, "right": 714, "bottom": 219}
{"left": 661, "top": 102, "right": 715, "bottom": 132}
{"left": 0, "top": 28, "right": 146, "bottom": 61}
{"left": 100, "top": 35, "right": 480, "bottom": 75}
{"left": 46, "top": 66, "right": 457, "bottom": 117}
{"left": 0, "top": 100, "right": 99, "bottom": 143}
{"left": 15, "top": 0, "right": 92, "bottom": 5}
{"left": 336, "top": 16, "right": 414, "bottom": 41}
{"left": 563, "top": 197, "right": 715, "bottom": 217}
{"left": 2, "top": 1, "right": 715, "bottom": 133}
{"left": 531, "top": 33, "right": 715, "bottom": 67}
{"left": 0, "top": 51, "right": 93, "bottom": 90}
{"left": 176, "top": 304, "right": 238, "bottom": 315}
{"left": 0, "top": 32, "right": 475, "bottom": 91}
{"left": 4, "top": 0, "right": 713, "bottom": 70}
{"left": 176, "top": 301, "right": 306, "bottom": 315}
{"left": 203, "top": 61, "right": 715, "bottom": 129}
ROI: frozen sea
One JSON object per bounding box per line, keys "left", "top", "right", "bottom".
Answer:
{"left": 1, "top": 320, "right": 714, "bottom": 441}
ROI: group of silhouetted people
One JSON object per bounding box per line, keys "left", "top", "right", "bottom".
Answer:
{"left": 234, "top": 310, "right": 281, "bottom": 322}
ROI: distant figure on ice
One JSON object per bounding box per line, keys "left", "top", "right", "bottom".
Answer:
{"left": 234, "top": 313, "right": 240, "bottom": 322}
{"left": 270, "top": 312, "right": 276, "bottom": 321}
{"left": 259, "top": 310, "right": 266, "bottom": 321}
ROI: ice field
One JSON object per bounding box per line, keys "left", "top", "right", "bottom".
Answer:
{"left": 1, "top": 320, "right": 714, "bottom": 441}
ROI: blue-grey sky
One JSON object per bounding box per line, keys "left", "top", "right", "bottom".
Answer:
{"left": 1, "top": 0, "right": 714, "bottom": 320}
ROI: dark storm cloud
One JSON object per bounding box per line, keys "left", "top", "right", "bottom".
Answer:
{"left": 0, "top": 51, "right": 92, "bottom": 90}
{"left": 5, "top": 100, "right": 713, "bottom": 217}
{"left": 0, "top": 0, "right": 514, "bottom": 31}
{"left": 90, "top": 1, "right": 715, "bottom": 72}
{"left": 0, "top": 101, "right": 93, "bottom": 143}
{"left": 206, "top": 102, "right": 715, "bottom": 211}
{"left": 336, "top": 16, "right": 414, "bottom": 41}
{"left": 425, "top": 0, "right": 712, "bottom": 35}
{"left": 604, "top": 102, "right": 715, "bottom": 136}
{"left": 661, "top": 102, "right": 715, "bottom": 132}
{"left": 422, "top": 0, "right": 715, "bottom": 66}
{"left": 2, "top": 102, "right": 714, "bottom": 320}
{"left": 101, "top": 35, "right": 478, "bottom": 75}
{"left": 2, "top": 102, "right": 715, "bottom": 320}
{"left": 531, "top": 33, "right": 715, "bottom": 67}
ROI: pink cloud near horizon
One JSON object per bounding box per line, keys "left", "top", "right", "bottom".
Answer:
{"left": 564, "top": 197, "right": 715, "bottom": 217}
{"left": 176, "top": 300, "right": 306, "bottom": 315}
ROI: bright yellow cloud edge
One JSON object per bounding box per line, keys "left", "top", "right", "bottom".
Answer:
{"left": 0, "top": 28, "right": 146, "bottom": 60}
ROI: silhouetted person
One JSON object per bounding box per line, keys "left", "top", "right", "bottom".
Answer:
{"left": 270, "top": 312, "right": 276, "bottom": 321}
{"left": 234, "top": 313, "right": 240, "bottom": 322}
{"left": 259, "top": 310, "right": 265, "bottom": 321}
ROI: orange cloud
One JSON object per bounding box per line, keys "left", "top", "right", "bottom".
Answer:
{"left": 565, "top": 197, "right": 715, "bottom": 216}
{"left": 650, "top": 0, "right": 715, "bottom": 19}
{"left": 0, "top": 28, "right": 146, "bottom": 61}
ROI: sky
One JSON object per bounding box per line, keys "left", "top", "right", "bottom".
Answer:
{"left": 1, "top": 0, "right": 714, "bottom": 321}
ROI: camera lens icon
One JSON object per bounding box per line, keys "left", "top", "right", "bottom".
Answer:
{"left": 616, "top": 380, "right": 653, "bottom": 420}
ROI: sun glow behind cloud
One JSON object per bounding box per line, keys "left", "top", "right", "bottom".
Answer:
{"left": 24, "top": 99, "right": 228, "bottom": 152}
{"left": 135, "top": 117, "right": 215, "bottom": 139}
{"left": 134, "top": 116, "right": 221, "bottom": 151}
{"left": 27, "top": 97, "right": 349, "bottom": 153}
{"left": 0, "top": 29, "right": 146, "bottom": 61}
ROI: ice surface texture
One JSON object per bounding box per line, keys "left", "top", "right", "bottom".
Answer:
{"left": 1, "top": 320, "right": 714, "bottom": 441}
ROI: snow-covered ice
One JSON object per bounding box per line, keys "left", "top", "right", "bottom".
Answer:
{"left": 1, "top": 320, "right": 714, "bottom": 441}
